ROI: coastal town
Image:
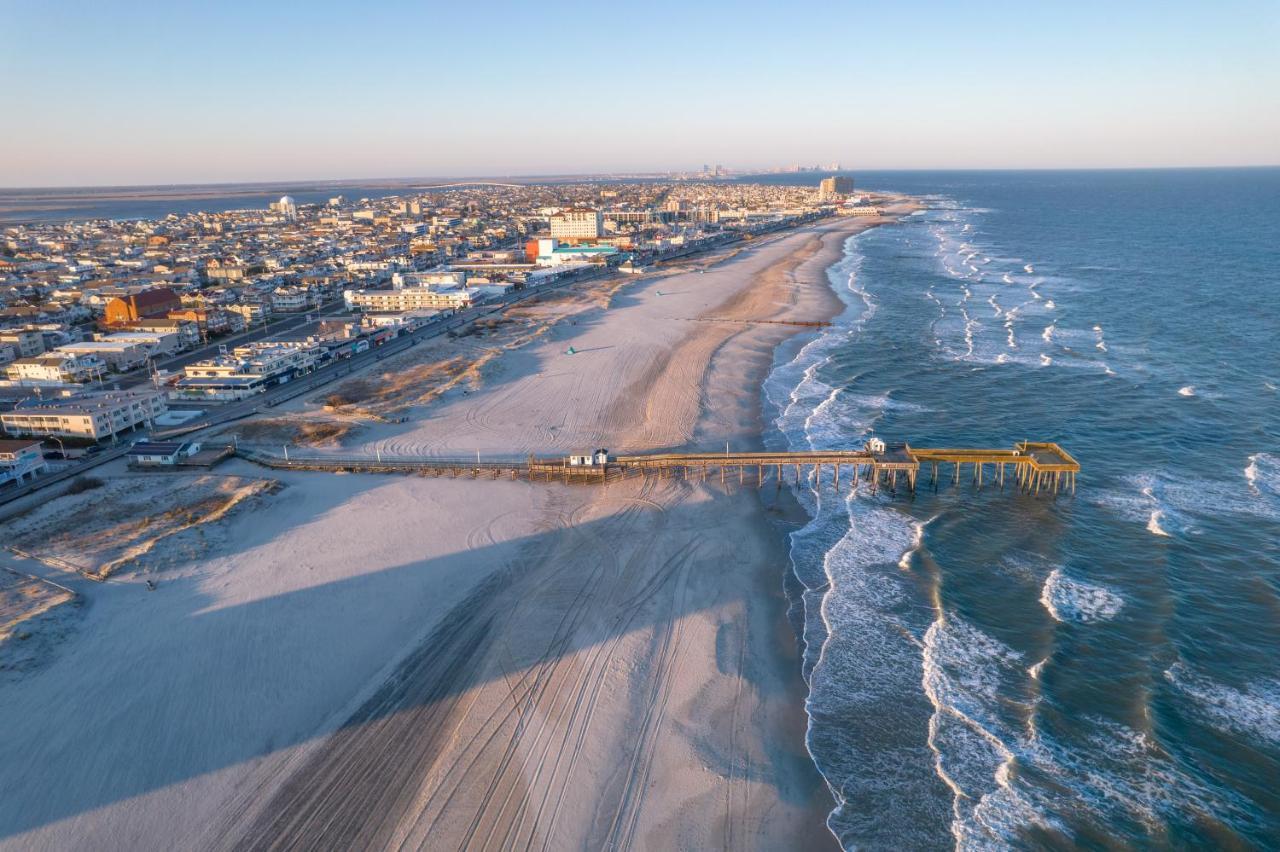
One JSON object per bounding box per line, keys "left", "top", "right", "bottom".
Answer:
{"left": 0, "top": 171, "right": 916, "bottom": 850}
{"left": 0, "top": 177, "right": 877, "bottom": 488}
{"left": 5, "top": 1, "right": 1275, "bottom": 847}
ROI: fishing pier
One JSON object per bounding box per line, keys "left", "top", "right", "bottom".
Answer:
{"left": 239, "top": 440, "right": 1079, "bottom": 497}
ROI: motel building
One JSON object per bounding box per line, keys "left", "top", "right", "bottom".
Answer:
{"left": 0, "top": 439, "right": 49, "bottom": 487}
{"left": 0, "top": 389, "right": 168, "bottom": 442}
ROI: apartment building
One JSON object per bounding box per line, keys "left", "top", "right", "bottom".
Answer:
{"left": 1, "top": 388, "right": 168, "bottom": 441}
{"left": 5, "top": 351, "right": 107, "bottom": 384}
{"left": 344, "top": 287, "right": 472, "bottom": 313}
{"left": 549, "top": 209, "right": 603, "bottom": 241}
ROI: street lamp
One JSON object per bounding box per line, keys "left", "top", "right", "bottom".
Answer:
{"left": 45, "top": 434, "right": 66, "bottom": 458}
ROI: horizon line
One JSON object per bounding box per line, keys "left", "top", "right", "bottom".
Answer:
{"left": 2, "top": 164, "right": 1278, "bottom": 194}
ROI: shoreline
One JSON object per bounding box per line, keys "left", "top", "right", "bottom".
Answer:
{"left": 0, "top": 205, "right": 917, "bottom": 849}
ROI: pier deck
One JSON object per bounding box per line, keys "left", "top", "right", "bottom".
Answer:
{"left": 239, "top": 440, "right": 1079, "bottom": 497}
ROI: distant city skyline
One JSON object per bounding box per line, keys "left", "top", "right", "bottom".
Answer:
{"left": 4, "top": 0, "right": 1278, "bottom": 187}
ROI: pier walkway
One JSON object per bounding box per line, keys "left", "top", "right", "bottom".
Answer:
{"left": 237, "top": 441, "right": 1079, "bottom": 497}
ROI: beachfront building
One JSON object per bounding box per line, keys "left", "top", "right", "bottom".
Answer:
{"left": 5, "top": 351, "right": 107, "bottom": 385}
{"left": 0, "top": 388, "right": 168, "bottom": 441}
{"left": 344, "top": 287, "right": 472, "bottom": 313}
{"left": 818, "top": 176, "right": 854, "bottom": 201}
{"left": 0, "top": 439, "right": 48, "bottom": 486}
{"left": 534, "top": 239, "right": 620, "bottom": 267}
{"left": 174, "top": 343, "right": 318, "bottom": 402}
{"left": 360, "top": 309, "right": 441, "bottom": 332}
{"left": 183, "top": 343, "right": 318, "bottom": 382}
{"left": 549, "top": 208, "right": 603, "bottom": 241}
{"left": 126, "top": 440, "right": 201, "bottom": 467}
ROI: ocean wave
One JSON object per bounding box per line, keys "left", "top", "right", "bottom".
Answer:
{"left": 1095, "top": 471, "right": 1280, "bottom": 534}
{"left": 921, "top": 614, "right": 1028, "bottom": 845}
{"left": 803, "top": 498, "right": 952, "bottom": 847}
{"left": 1039, "top": 569, "right": 1125, "bottom": 623}
{"left": 1244, "top": 452, "right": 1278, "bottom": 497}
{"left": 1164, "top": 662, "right": 1280, "bottom": 746}
{"left": 1146, "top": 509, "right": 1171, "bottom": 537}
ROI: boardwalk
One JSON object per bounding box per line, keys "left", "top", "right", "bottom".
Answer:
{"left": 239, "top": 440, "right": 1079, "bottom": 497}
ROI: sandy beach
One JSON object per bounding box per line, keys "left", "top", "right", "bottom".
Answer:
{"left": 0, "top": 206, "right": 911, "bottom": 850}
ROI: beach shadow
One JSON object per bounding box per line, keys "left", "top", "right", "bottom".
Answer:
{"left": 0, "top": 475, "right": 821, "bottom": 844}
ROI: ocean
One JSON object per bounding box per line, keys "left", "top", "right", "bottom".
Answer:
{"left": 760, "top": 169, "right": 1280, "bottom": 848}
{"left": 0, "top": 182, "right": 416, "bottom": 225}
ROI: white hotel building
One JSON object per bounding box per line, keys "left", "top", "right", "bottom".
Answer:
{"left": 344, "top": 287, "right": 472, "bottom": 313}
{"left": 549, "top": 209, "right": 604, "bottom": 241}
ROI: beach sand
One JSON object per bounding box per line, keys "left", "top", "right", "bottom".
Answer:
{"left": 0, "top": 208, "right": 909, "bottom": 850}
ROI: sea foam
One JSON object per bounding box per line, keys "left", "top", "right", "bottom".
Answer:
{"left": 1039, "top": 569, "right": 1125, "bottom": 623}
{"left": 1164, "top": 662, "right": 1280, "bottom": 746}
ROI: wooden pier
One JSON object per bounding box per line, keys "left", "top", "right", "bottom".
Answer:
{"left": 239, "top": 440, "right": 1079, "bottom": 497}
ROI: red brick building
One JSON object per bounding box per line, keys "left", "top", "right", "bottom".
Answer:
{"left": 103, "top": 288, "right": 181, "bottom": 325}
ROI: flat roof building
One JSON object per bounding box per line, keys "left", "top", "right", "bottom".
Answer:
{"left": 1, "top": 388, "right": 168, "bottom": 441}
{"left": 550, "top": 209, "right": 604, "bottom": 241}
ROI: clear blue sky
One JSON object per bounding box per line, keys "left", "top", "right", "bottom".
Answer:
{"left": 3, "top": 0, "right": 1277, "bottom": 186}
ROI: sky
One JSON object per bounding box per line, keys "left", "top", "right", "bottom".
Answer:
{"left": 2, "top": 0, "right": 1278, "bottom": 186}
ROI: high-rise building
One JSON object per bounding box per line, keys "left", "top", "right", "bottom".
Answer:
{"left": 270, "top": 195, "right": 298, "bottom": 221}
{"left": 549, "top": 208, "right": 603, "bottom": 241}
{"left": 818, "top": 175, "right": 855, "bottom": 201}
